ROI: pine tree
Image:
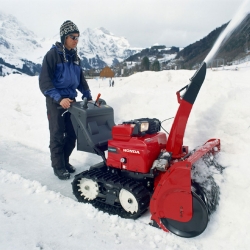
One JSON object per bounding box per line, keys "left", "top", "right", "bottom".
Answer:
{"left": 141, "top": 56, "right": 150, "bottom": 71}
{"left": 151, "top": 60, "right": 160, "bottom": 71}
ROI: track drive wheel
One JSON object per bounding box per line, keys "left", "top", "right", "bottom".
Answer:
{"left": 119, "top": 188, "right": 139, "bottom": 214}
{"left": 118, "top": 181, "right": 151, "bottom": 219}
{"left": 77, "top": 178, "right": 99, "bottom": 200}
{"left": 161, "top": 192, "right": 209, "bottom": 238}
{"left": 72, "top": 173, "right": 99, "bottom": 203}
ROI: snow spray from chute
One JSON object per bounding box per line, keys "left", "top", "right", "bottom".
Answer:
{"left": 205, "top": 0, "right": 250, "bottom": 64}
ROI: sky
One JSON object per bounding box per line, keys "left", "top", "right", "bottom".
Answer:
{"left": 1, "top": 61, "right": 250, "bottom": 249}
{"left": 1, "top": 0, "right": 249, "bottom": 48}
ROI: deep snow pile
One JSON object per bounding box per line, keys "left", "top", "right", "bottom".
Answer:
{"left": 0, "top": 63, "right": 250, "bottom": 249}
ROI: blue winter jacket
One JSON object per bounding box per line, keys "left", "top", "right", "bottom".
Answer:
{"left": 39, "top": 42, "right": 92, "bottom": 103}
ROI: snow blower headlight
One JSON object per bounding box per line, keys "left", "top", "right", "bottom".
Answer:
{"left": 139, "top": 122, "right": 149, "bottom": 132}
{"left": 123, "top": 120, "right": 150, "bottom": 136}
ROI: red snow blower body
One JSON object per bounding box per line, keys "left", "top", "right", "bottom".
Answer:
{"left": 70, "top": 62, "right": 221, "bottom": 238}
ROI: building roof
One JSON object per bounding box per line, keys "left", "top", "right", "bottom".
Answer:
{"left": 100, "top": 66, "right": 114, "bottom": 78}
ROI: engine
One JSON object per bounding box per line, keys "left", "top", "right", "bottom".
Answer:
{"left": 107, "top": 119, "right": 167, "bottom": 173}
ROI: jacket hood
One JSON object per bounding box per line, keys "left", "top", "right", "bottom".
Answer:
{"left": 52, "top": 42, "right": 77, "bottom": 55}
{"left": 51, "top": 42, "right": 80, "bottom": 64}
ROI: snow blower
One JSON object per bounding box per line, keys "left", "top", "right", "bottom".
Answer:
{"left": 69, "top": 62, "right": 223, "bottom": 238}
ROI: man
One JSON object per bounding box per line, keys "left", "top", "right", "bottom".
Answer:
{"left": 39, "top": 20, "right": 92, "bottom": 180}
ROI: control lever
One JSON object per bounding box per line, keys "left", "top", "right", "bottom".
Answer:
{"left": 80, "top": 97, "right": 88, "bottom": 109}
{"left": 94, "top": 93, "right": 101, "bottom": 107}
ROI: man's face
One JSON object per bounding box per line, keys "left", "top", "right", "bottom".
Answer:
{"left": 64, "top": 33, "right": 79, "bottom": 50}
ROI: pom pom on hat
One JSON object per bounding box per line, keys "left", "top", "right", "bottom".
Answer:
{"left": 60, "top": 20, "right": 79, "bottom": 44}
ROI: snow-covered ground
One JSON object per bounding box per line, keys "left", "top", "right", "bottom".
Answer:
{"left": 1, "top": 62, "right": 250, "bottom": 249}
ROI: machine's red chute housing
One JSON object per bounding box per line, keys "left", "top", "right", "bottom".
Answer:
{"left": 166, "top": 62, "right": 207, "bottom": 159}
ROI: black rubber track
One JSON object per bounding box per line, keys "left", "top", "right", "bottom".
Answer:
{"left": 72, "top": 168, "right": 151, "bottom": 219}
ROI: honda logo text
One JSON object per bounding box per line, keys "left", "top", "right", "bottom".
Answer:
{"left": 123, "top": 149, "right": 140, "bottom": 154}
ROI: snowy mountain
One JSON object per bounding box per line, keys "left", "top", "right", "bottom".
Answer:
{"left": 0, "top": 11, "right": 142, "bottom": 76}
{"left": 0, "top": 11, "right": 42, "bottom": 76}
{"left": 78, "top": 27, "right": 141, "bottom": 69}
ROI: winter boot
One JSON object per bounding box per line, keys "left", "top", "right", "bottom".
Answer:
{"left": 54, "top": 168, "right": 70, "bottom": 180}
{"left": 65, "top": 163, "right": 76, "bottom": 173}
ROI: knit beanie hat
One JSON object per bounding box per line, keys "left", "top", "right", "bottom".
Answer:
{"left": 60, "top": 20, "right": 79, "bottom": 45}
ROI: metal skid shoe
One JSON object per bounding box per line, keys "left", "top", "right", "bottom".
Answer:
{"left": 160, "top": 191, "right": 208, "bottom": 238}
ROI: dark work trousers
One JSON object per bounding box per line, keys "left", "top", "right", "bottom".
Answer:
{"left": 46, "top": 97, "right": 76, "bottom": 170}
